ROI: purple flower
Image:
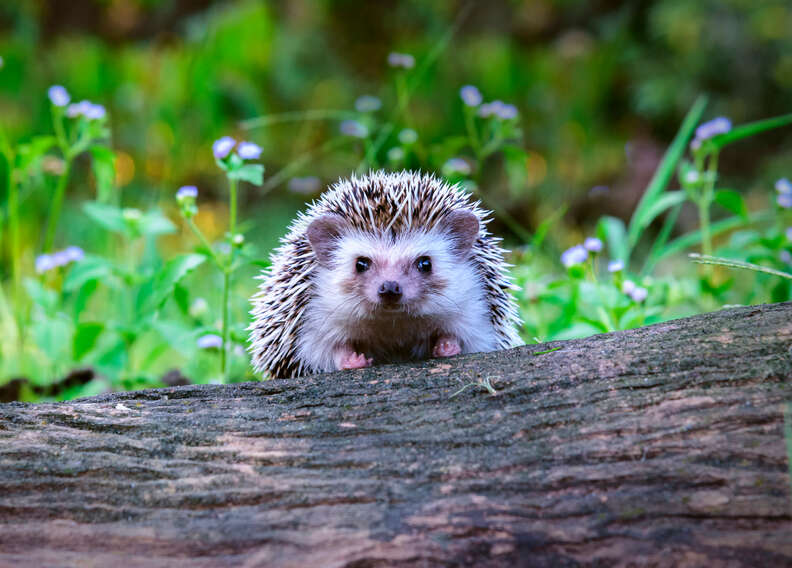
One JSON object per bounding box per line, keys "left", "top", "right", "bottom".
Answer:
{"left": 212, "top": 136, "right": 236, "bottom": 159}
{"left": 354, "top": 95, "right": 382, "bottom": 113}
{"left": 66, "top": 100, "right": 105, "bottom": 120}
{"left": 622, "top": 280, "right": 637, "bottom": 295}
{"left": 237, "top": 141, "right": 262, "bottom": 160}
{"left": 197, "top": 334, "right": 223, "bottom": 349}
{"left": 777, "top": 193, "right": 792, "bottom": 208}
{"left": 478, "top": 100, "right": 519, "bottom": 120}
{"left": 287, "top": 176, "right": 321, "bottom": 194}
{"left": 35, "top": 254, "right": 56, "bottom": 274}
{"left": 775, "top": 178, "right": 792, "bottom": 194}
{"left": 786, "top": 227, "right": 792, "bottom": 242}
{"left": 607, "top": 260, "right": 625, "bottom": 273}
{"left": 35, "top": 246, "right": 83, "bottom": 273}
{"left": 695, "top": 117, "right": 732, "bottom": 141}
{"left": 583, "top": 237, "right": 603, "bottom": 253}
{"left": 387, "top": 52, "right": 415, "bottom": 69}
{"left": 497, "top": 103, "right": 519, "bottom": 120}
{"left": 630, "top": 287, "right": 648, "bottom": 303}
{"left": 561, "top": 245, "right": 588, "bottom": 268}
{"left": 781, "top": 250, "right": 792, "bottom": 265}
{"left": 176, "top": 185, "right": 198, "bottom": 200}
{"left": 443, "top": 157, "right": 472, "bottom": 176}
{"left": 63, "top": 246, "right": 85, "bottom": 263}
{"left": 83, "top": 103, "right": 106, "bottom": 120}
{"left": 340, "top": 120, "right": 369, "bottom": 139}
{"left": 459, "top": 85, "right": 482, "bottom": 107}
{"left": 48, "top": 85, "right": 70, "bottom": 107}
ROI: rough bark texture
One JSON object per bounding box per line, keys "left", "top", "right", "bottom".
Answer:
{"left": 1, "top": 303, "right": 792, "bottom": 567}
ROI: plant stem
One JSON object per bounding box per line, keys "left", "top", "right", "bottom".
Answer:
{"left": 1, "top": 123, "right": 24, "bottom": 359}
{"left": 43, "top": 158, "right": 72, "bottom": 253}
{"left": 228, "top": 178, "right": 238, "bottom": 237}
{"left": 221, "top": 268, "right": 230, "bottom": 381}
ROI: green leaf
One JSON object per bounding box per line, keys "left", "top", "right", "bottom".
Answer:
{"left": 139, "top": 209, "right": 177, "bottom": 236}
{"left": 63, "top": 255, "right": 116, "bottom": 292}
{"left": 83, "top": 201, "right": 127, "bottom": 234}
{"left": 532, "top": 205, "right": 567, "bottom": 250}
{"left": 89, "top": 145, "right": 116, "bottom": 203}
{"left": 141, "top": 253, "right": 206, "bottom": 314}
{"left": 653, "top": 210, "right": 773, "bottom": 263}
{"left": 73, "top": 322, "right": 104, "bottom": 361}
{"left": 228, "top": 163, "right": 265, "bottom": 185}
{"left": 23, "top": 278, "right": 57, "bottom": 314}
{"left": 632, "top": 191, "right": 688, "bottom": 239}
{"left": 627, "top": 96, "right": 707, "bottom": 256}
{"left": 713, "top": 189, "right": 748, "bottom": 221}
{"left": 596, "top": 216, "right": 628, "bottom": 262}
{"left": 16, "top": 136, "right": 57, "bottom": 172}
{"left": 710, "top": 113, "right": 792, "bottom": 150}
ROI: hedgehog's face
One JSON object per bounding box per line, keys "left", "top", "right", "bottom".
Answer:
{"left": 306, "top": 211, "right": 479, "bottom": 317}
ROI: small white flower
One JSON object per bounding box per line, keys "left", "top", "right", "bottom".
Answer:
{"left": 607, "top": 260, "right": 624, "bottom": 272}
{"left": 583, "top": 237, "right": 603, "bottom": 253}
{"left": 684, "top": 171, "right": 700, "bottom": 185}
{"left": 189, "top": 298, "right": 209, "bottom": 318}
{"left": 387, "top": 52, "right": 415, "bottom": 69}
{"left": 197, "top": 334, "right": 223, "bottom": 349}
{"left": 622, "top": 279, "right": 637, "bottom": 295}
{"left": 398, "top": 128, "right": 418, "bottom": 145}
{"left": 630, "top": 287, "right": 648, "bottom": 303}
{"left": 287, "top": 176, "right": 321, "bottom": 194}
{"left": 443, "top": 157, "right": 472, "bottom": 176}
{"left": 354, "top": 95, "right": 382, "bottom": 113}
{"left": 339, "top": 120, "right": 368, "bottom": 138}
{"left": 387, "top": 147, "right": 405, "bottom": 162}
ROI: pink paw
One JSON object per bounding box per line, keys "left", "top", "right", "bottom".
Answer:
{"left": 432, "top": 337, "right": 461, "bottom": 358}
{"left": 339, "top": 351, "right": 373, "bottom": 370}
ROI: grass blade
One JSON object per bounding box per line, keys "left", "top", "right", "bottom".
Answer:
{"left": 626, "top": 96, "right": 708, "bottom": 257}
{"left": 710, "top": 113, "right": 792, "bottom": 150}
{"left": 689, "top": 253, "right": 792, "bottom": 280}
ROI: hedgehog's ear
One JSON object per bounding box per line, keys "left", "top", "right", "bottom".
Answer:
{"left": 443, "top": 210, "right": 479, "bottom": 255}
{"left": 307, "top": 214, "right": 346, "bottom": 266}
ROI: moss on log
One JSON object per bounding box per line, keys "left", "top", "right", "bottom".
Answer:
{"left": 1, "top": 303, "right": 791, "bottom": 567}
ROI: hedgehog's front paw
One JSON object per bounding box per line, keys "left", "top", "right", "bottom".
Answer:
{"left": 335, "top": 346, "right": 373, "bottom": 370}
{"left": 432, "top": 336, "right": 461, "bottom": 358}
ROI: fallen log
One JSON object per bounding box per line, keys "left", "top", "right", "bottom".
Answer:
{"left": 1, "top": 302, "right": 791, "bottom": 567}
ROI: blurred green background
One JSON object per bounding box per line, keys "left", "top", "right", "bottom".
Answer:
{"left": 1, "top": 0, "right": 791, "bottom": 398}
{"left": 2, "top": 0, "right": 790, "bottom": 250}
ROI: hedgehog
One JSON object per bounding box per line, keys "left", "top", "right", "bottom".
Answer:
{"left": 248, "top": 170, "right": 522, "bottom": 378}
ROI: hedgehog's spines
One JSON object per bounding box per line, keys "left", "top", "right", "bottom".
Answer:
{"left": 248, "top": 170, "right": 522, "bottom": 377}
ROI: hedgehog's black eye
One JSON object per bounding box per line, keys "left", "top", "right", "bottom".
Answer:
{"left": 416, "top": 256, "right": 432, "bottom": 273}
{"left": 355, "top": 257, "right": 371, "bottom": 273}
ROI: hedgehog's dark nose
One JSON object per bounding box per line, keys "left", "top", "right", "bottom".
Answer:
{"left": 378, "top": 280, "right": 402, "bottom": 302}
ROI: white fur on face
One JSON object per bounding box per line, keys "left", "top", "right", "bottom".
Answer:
{"left": 296, "top": 227, "right": 497, "bottom": 372}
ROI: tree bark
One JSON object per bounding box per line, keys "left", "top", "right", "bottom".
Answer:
{"left": 1, "top": 302, "right": 791, "bottom": 567}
